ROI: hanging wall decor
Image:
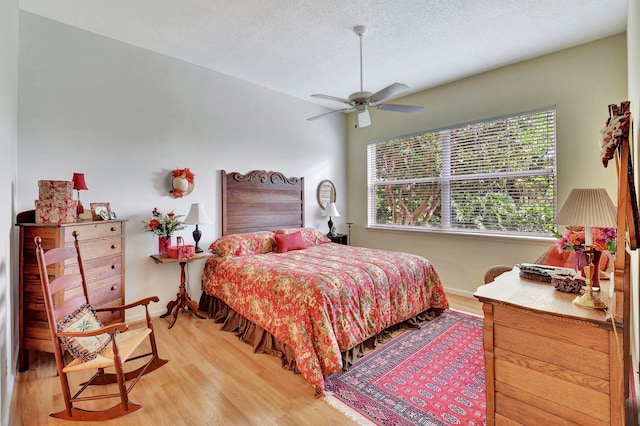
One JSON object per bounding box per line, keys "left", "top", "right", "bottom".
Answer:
{"left": 170, "top": 168, "right": 195, "bottom": 198}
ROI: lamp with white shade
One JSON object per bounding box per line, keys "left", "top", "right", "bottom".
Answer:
{"left": 555, "top": 188, "right": 617, "bottom": 309}
{"left": 322, "top": 202, "right": 340, "bottom": 237}
{"left": 183, "top": 203, "right": 212, "bottom": 253}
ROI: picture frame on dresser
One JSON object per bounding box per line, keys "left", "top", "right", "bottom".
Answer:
{"left": 90, "top": 202, "right": 111, "bottom": 221}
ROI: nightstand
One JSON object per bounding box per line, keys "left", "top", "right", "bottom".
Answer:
{"left": 328, "top": 233, "right": 348, "bottom": 245}
{"left": 150, "top": 253, "right": 212, "bottom": 329}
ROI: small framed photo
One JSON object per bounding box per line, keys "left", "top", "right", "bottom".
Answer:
{"left": 90, "top": 202, "right": 111, "bottom": 221}
{"left": 109, "top": 211, "right": 117, "bottom": 220}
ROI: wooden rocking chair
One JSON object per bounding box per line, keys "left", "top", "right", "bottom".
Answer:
{"left": 34, "top": 231, "right": 168, "bottom": 421}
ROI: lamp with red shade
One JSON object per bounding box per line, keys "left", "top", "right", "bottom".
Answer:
{"left": 72, "top": 173, "right": 89, "bottom": 217}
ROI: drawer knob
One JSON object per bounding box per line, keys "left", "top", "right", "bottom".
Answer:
{"left": 111, "top": 286, "right": 117, "bottom": 291}
{"left": 111, "top": 244, "right": 117, "bottom": 249}
{"left": 111, "top": 265, "right": 116, "bottom": 270}
{"left": 111, "top": 227, "right": 117, "bottom": 232}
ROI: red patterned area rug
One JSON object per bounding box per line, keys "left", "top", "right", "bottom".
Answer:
{"left": 325, "top": 310, "right": 486, "bottom": 426}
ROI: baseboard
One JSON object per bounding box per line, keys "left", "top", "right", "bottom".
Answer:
{"left": 444, "top": 287, "right": 477, "bottom": 298}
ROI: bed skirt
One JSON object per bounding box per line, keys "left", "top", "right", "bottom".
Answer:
{"left": 198, "top": 292, "right": 441, "bottom": 380}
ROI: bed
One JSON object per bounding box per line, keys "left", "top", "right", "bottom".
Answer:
{"left": 198, "top": 170, "right": 449, "bottom": 396}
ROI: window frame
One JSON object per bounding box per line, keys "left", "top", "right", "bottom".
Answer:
{"left": 367, "top": 106, "right": 557, "bottom": 238}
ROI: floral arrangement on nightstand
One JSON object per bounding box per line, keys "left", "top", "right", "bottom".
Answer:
{"left": 143, "top": 208, "right": 185, "bottom": 256}
{"left": 142, "top": 208, "right": 185, "bottom": 237}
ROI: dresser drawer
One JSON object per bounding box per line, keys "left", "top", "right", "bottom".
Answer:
{"left": 65, "top": 236, "right": 122, "bottom": 261}
{"left": 65, "top": 255, "right": 122, "bottom": 283}
{"left": 90, "top": 275, "right": 123, "bottom": 307}
{"left": 64, "top": 222, "right": 121, "bottom": 242}
{"left": 95, "top": 299, "right": 125, "bottom": 325}
{"left": 64, "top": 275, "right": 122, "bottom": 307}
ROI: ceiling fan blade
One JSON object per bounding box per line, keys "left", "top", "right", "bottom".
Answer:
{"left": 368, "top": 83, "right": 409, "bottom": 104}
{"left": 307, "top": 108, "right": 353, "bottom": 121}
{"left": 311, "top": 94, "right": 352, "bottom": 105}
{"left": 376, "top": 103, "right": 424, "bottom": 114}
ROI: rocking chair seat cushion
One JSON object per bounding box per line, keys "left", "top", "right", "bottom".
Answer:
{"left": 57, "top": 304, "right": 111, "bottom": 361}
{"left": 63, "top": 327, "right": 152, "bottom": 373}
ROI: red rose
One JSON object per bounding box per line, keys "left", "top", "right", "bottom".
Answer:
{"left": 148, "top": 219, "right": 160, "bottom": 229}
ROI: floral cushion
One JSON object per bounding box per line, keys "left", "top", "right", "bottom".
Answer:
{"left": 57, "top": 304, "right": 111, "bottom": 361}
{"left": 275, "top": 227, "right": 330, "bottom": 247}
{"left": 209, "top": 231, "right": 276, "bottom": 257}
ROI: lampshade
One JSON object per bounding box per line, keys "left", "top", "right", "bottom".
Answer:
{"left": 72, "top": 173, "right": 88, "bottom": 191}
{"left": 184, "top": 203, "right": 213, "bottom": 225}
{"left": 556, "top": 188, "right": 616, "bottom": 247}
{"left": 555, "top": 188, "right": 617, "bottom": 228}
{"left": 322, "top": 202, "right": 341, "bottom": 217}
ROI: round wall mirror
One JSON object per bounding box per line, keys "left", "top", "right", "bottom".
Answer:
{"left": 317, "top": 180, "right": 337, "bottom": 210}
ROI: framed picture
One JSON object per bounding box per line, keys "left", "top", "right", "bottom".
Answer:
{"left": 90, "top": 202, "right": 111, "bottom": 221}
{"left": 109, "top": 211, "right": 117, "bottom": 220}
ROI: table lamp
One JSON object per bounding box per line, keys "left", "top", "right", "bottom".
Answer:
{"left": 555, "top": 188, "right": 617, "bottom": 309}
{"left": 322, "top": 202, "right": 340, "bottom": 237}
{"left": 184, "top": 203, "right": 212, "bottom": 253}
{"left": 72, "top": 173, "right": 89, "bottom": 216}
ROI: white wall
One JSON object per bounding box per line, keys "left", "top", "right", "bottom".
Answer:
{"left": 346, "top": 34, "right": 628, "bottom": 297}
{"left": 0, "top": 0, "right": 18, "bottom": 424}
{"left": 17, "top": 12, "right": 347, "bottom": 321}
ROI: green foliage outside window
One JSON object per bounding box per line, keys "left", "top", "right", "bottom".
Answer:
{"left": 368, "top": 108, "right": 556, "bottom": 236}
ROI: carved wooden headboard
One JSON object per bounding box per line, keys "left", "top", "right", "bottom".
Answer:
{"left": 221, "top": 170, "right": 305, "bottom": 235}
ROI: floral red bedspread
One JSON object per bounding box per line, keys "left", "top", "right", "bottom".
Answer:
{"left": 201, "top": 241, "right": 448, "bottom": 394}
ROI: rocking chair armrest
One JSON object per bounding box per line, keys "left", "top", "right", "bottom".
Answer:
{"left": 57, "top": 322, "right": 128, "bottom": 338}
{"left": 94, "top": 296, "right": 160, "bottom": 313}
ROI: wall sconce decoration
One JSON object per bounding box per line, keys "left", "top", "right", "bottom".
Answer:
{"left": 170, "top": 168, "right": 195, "bottom": 198}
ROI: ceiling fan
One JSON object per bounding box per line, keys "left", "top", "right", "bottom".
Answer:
{"left": 307, "top": 26, "right": 424, "bottom": 128}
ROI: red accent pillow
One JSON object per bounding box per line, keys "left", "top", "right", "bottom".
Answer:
{"left": 275, "top": 232, "right": 306, "bottom": 253}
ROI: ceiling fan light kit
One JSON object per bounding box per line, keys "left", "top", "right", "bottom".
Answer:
{"left": 308, "top": 25, "right": 424, "bottom": 128}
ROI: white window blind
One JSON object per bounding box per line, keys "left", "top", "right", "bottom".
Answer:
{"left": 367, "top": 107, "right": 557, "bottom": 236}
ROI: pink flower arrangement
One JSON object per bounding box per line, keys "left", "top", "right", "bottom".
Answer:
{"left": 554, "top": 226, "right": 617, "bottom": 253}
{"left": 142, "top": 208, "right": 185, "bottom": 237}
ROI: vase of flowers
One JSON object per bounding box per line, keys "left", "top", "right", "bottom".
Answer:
{"left": 142, "top": 208, "right": 186, "bottom": 256}
{"left": 554, "top": 226, "right": 616, "bottom": 290}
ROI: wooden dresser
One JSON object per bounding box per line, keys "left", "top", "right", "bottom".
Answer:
{"left": 474, "top": 268, "right": 626, "bottom": 425}
{"left": 17, "top": 211, "right": 126, "bottom": 371}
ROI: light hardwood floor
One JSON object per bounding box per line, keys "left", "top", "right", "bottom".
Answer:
{"left": 9, "top": 293, "right": 483, "bottom": 426}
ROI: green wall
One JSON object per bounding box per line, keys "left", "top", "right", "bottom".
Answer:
{"left": 346, "top": 33, "right": 627, "bottom": 297}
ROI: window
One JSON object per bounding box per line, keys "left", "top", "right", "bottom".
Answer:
{"left": 367, "top": 107, "right": 556, "bottom": 237}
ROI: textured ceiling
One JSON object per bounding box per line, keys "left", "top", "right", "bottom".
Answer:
{"left": 18, "top": 0, "right": 627, "bottom": 110}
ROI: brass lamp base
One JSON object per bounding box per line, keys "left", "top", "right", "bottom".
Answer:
{"left": 572, "top": 248, "right": 606, "bottom": 310}
{"left": 572, "top": 289, "right": 607, "bottom": 309}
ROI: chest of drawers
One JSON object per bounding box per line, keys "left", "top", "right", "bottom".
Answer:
{"left": 17, "top": 211, "right": 126, "bottom": 371}
{"left": 474, "top": 268, "right": 626, "bottom": 425}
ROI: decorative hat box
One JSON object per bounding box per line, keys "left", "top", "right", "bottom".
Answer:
{"left": 167, "top": 237, "right": 195, "bottom": 260}
{"left": 38, "top": 180, "right": 73, "bottom": 203}
{"left": 35, "top": 199, "right": 78, "bottom": 224}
